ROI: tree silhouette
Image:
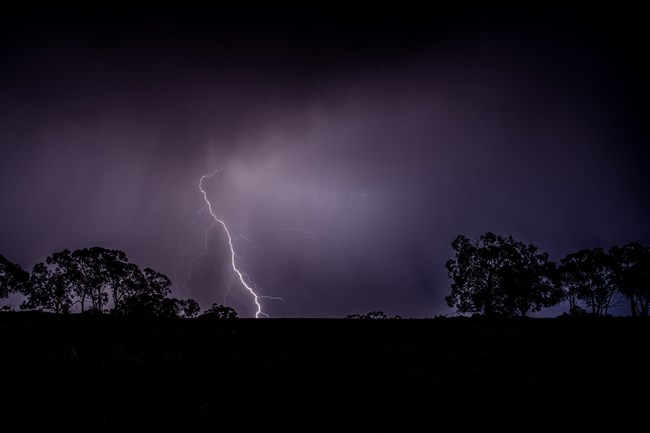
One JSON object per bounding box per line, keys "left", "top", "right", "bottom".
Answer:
{"left": 117, "top": 268, "right": 172, "bottom": 317}
{"left": 101, "top": 250, "right": 143, "bottom": 314}
{"left": 345, "top": 311, "right": 396, "bottom": 319}
{"left": 156, "top": 298, "right": 181, "bottom": 318}
{"left": 5, "top": 246, "right": 201, "bottom": 318}
{"left": 20, "top": 248, "right": 114, "bottom": 314}
{"left": 155, "top": 298, "right": 201, "bottom": 318}
{"left": 0, "top": 253, "right": 29, "bottom": 299}
{"left": 445, "top": 233, "right": 561, "bottom": 317}
{"left": 177, "top": 298, "right": 200, "bottom": 318}
{"left": 200, "top": 303, "right": 238, "bottom": 319}
{"left": 609, "top": 242, "right": 650, "bottom": 317}
{"left": 71, "top": 247, "right": 108, "bottom": 313}
{"left": 559, "top": 248, "right": 619, "bottom": 316}
{"left": 21, "top": 251, "right": 77, "bottom": 313}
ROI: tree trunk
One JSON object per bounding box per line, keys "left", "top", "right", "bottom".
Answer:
{"left": 591, "top": 297, "right": 596, "bottom": 315}
{"left": 631, "top": 297, "right": 638, "bottom": 317}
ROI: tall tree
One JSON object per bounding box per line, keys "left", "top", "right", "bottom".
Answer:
{"left": 22, "top": 262, "right": 74, "bottom": 313}
{"left": 157, "top": 298, "right": 201, "bottom": 318}
{"left": 21, "top": 249, "right": 78, "bottom": 313}
{"left": 118, "top": 268, "right": 172, "bottom": 317}
{"left": 71, "top": 247, "right": 108, "bottom": 313}
{"left": 445, "top": 232, "right": 561, "bottom": 317}
{"left": 559, "top": 248, "right": 619, "bottom": 316}
{"left": 610, "top": 242, "right": 650, "bottom": 317}
{"left": 100, "top": 249, "right": 143, "bottom": 313}
{"left": 0, "top": 253, "right": 29, "bottom": 298}
{"left": 498, "top": 243, "right": 562, "bottom": 317}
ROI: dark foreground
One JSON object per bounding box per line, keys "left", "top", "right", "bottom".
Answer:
{"left": 1, "top": 313, "right": 648, "bottom": 429}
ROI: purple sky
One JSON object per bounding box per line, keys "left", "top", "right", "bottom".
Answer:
{"left": 1, "top": 4, "right": 648, "bottom": 317}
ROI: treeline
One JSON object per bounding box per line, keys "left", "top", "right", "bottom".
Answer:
{"left": 0, "top": 247, "right": 238, "bottom": 319}
{"left": 4, "top": 235, "right": 649, "bottom": 320}
{"left": 446, "top": 232, "right": 650, "bottom": 318}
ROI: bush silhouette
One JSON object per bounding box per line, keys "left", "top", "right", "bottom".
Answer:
{"left": 199, "top": 303, "right": 238, "bottom": 319}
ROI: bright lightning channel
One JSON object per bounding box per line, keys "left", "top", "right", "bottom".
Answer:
{"left": 199, "top": 169, "right": 269, "bottom": 318}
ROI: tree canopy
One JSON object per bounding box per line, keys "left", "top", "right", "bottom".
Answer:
{"left": 610, "top": 242, "right": 650, "bottom": 317}
{"left": 559, "top": 248, "right": 619, "bottom": 316}
{"left": 200, "top": 303, "right": 238, "bottom": 319}
{"left": 0, "top": 246, "right": 214, "bottom": 319}
{"left": 445, "top": 233, "right": 561, "bottom": 317}
{"left": 4, "top": 236, "right": 649, "bottom": 319}
{"left": 0, "top": 254, "right": 29, "bottom": 299}
{"left": 446, "top": 234, "right": 650, "bottom": 318}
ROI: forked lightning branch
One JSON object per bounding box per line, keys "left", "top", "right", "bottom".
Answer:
{"left": 198, "top": 169, "right": 271, "bottom": 318}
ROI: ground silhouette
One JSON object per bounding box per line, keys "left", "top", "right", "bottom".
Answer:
{"left": 1, "top": 313, "right": 648, "bottom": 430}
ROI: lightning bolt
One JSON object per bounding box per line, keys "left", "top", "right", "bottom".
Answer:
{"left": 199, "top": 169, "right": 269, "bottom": 318}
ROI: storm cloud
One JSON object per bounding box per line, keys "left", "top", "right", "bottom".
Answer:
{"left": 1, "top": 4, "right": 648, "bottom": 317}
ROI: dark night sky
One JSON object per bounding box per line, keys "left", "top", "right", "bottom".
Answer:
{"left": 1, "top": 3, "right": 648, "bottom": 317}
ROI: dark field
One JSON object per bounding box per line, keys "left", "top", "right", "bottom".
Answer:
{"left": 1, "top": 313, "right": 648, "bottom": 430}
